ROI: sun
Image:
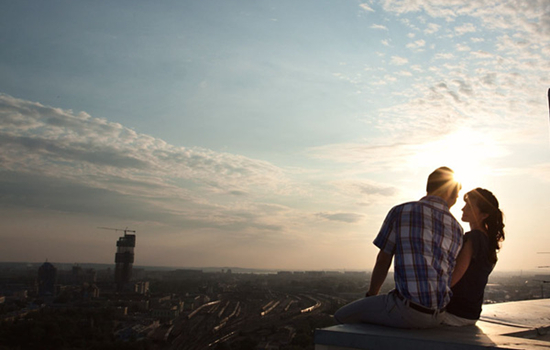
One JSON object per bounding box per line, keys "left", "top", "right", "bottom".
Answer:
{"left": 408, "top": 128, "right": 503, "bottom": 193}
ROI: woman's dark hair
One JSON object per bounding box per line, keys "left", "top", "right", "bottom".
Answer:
{"left": 465, "top": 188, "right": 505, "bottom": 264}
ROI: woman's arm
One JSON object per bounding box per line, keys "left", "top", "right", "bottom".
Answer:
{"left": 451, "top": 239, "right": 473, "bottom": 287}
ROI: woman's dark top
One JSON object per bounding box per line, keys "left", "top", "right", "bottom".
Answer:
{"left": 446, "top": 230, "right": 495, "bottom": 320}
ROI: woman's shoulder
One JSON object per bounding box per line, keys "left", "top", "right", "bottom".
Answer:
{"left": 465, "top": 230, "right": 491, "bottom": 258}
{"left": 465, "top": 229, "right": 487, "bottom": 239}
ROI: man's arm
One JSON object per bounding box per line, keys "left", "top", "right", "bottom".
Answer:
{"left": 366, "top": 250, "right": 393, "bottom": 296}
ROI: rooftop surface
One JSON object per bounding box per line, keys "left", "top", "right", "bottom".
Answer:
{"left": 314, "top": 299, "right": 550, "bottom": 350}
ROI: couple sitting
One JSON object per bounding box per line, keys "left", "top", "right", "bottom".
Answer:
{"left": 334, "top": 167, "right": 505, "bottom": 328}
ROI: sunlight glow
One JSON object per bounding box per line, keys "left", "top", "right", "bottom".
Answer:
{"left": 408, "top": 128, "right": 505, "bottom": 193}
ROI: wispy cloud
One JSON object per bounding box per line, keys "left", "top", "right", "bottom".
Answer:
{"left": 316, "top": 212, "right": 364, "bottom": 223}
{"left": 0, "top": 94, "right": 296, "bottom": 234}
{"left": 370, "top": 24, "right": 388, "bottom": 30}
{"left": 330, "top": 179, "right": 398, "bottom": 197}
{"left": 359, "top": 3, "right": 375, "bottom": 12}
{"left": 456, "top": 43, "right": 471, "bottom": 51}
{"left": 390, "top": 56, "right": 408, "bottom": 65}
{"left": 455, "top": 23, "right": 476, "bottom": 36}
{"left": 434, "top": 53, "right": 455, "bottom": 60}
{"left": 406, "top": 39, "right": 426, "bottom": 51}
{"left": 424, "top": 23, "right": 441, "bottom": 34}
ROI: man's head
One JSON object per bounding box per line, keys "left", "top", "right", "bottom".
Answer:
{"left": 426, "top": 166, "right": 461, "bottom": 208}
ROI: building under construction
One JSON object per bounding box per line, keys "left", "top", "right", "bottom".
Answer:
{"left": 114, "top": 230, "right": 136, "bottom": 292}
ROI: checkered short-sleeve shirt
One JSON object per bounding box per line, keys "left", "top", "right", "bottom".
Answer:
{"left": 373, "top": 195, "right": 463, "bottom": 310}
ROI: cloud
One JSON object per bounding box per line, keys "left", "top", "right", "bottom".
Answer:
{"left": 481, "top": 73, "right": 497, "bottom": 86}
{"left": 331, "top": 180, "right": 398, "bottom": 197}
{"left": 390, "top": 56, "right": 409, "bottom": 65}
{"left": 425, "top": 23, "right": 441, "bottom": 34}
{"left": 396, "top": 70, "right": 413, "bottom": 76}
{"left": 380, "top": 0, "right": 550, "bottom": 54}
{"left": 456, "top": 43, "right": 471, "bottom": 52}
{"left": 434, "top": 53, "right": 454, "bottom": 60}
{"left": 0, "top": 95, "right": 287, "bottom": 188}
{"left": 470, "top": 50, "right": 493, "bottom": 59}
{"left": 455, "top": 23, "right": 476, "bottom": 35}
{"left": 359, "top": 3, "right": 375, "bottom": 12}
{"left": 452, "top": 79, "right": 474, "bottom": 96}
{"left": 406, "top": 39, "right": 426, "bottom": 50}
{"left": 0, "top": 94, "right": 298, "bottom": 235}
{"left": 316, "top": 212, "right": 364, "bottom": 223}
{"left": 370, "top": 24, "right": 388, "bottom": 30}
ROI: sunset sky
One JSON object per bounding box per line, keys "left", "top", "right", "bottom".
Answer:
{"left": 1, "top": 0, "right": 549, "bottom": 272}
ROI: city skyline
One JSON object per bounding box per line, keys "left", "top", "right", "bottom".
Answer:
{"left": 1, "top": 1, "right": 550, "bottom": 271}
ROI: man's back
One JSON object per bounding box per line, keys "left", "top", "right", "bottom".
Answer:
{"left": 374, "top": 195, "right": 463, "bottom": 309}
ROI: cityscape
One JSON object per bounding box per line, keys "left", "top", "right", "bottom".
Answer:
{"left": 1, "top": 230, "right": 549, "bottom": 350}
{"left": 1, "top": 1, "right": 550, "bottom": 349}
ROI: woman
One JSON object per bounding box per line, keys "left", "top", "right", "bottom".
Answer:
{"left": 443, "top": 188, "right": 505, "bottom": 326}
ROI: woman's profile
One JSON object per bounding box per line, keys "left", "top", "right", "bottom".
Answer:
{"left": 443, "top": 188, "right": 505, "bottom": 326}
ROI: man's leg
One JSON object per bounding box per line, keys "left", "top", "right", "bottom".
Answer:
{"left": 334, "top": 291, "right": 443, "bottom": 329}
{"left": 334, "top": 292, "right": 405, "bottom": 326}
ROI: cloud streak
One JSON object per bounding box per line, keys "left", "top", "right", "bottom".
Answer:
{"left": 0, "top": 95, "right": 297, "bottom": 233}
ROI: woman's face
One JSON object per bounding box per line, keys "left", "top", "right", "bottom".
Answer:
{"left": 461, "top": 198, "right": 488, "bottom": 228}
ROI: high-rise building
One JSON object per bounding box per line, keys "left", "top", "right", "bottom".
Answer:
{"left": 38, "top": 261, "right": 57, "bottom": 297}
{"left": 114, "top": 231, "right": 136, "bottom": 292}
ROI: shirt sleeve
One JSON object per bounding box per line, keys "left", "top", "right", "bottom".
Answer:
{"left": 373, "top": 206, "right": 398, "bottom": 255}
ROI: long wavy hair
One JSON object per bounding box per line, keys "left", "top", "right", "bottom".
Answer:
{"left": 465, "top": 188, "right": 505, "bottom": 264}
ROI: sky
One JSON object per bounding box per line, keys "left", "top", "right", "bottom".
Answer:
{"left": 1, "top": 0, "right": 549, "bottom": 272}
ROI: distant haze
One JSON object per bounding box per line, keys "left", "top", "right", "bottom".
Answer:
{"left": 1, "top": 1, "right": 549, "bottom": 272}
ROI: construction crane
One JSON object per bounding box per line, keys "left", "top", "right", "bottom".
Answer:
{"left": 97, "top": 227, "right": 136, "bottom": 236}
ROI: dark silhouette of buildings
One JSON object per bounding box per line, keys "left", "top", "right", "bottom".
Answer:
{"left": 115, "top": 231, "right": 136, "bottom": 292}
{"left": 38, "top": 261, "right": 57, "bottom": 297}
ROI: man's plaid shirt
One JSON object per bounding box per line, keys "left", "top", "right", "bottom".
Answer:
{"left": 373, "top": 195, "right": 463, "bottom": 310}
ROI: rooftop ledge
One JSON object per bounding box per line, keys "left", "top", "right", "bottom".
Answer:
{"left": 315, "top": 299, "right": 550, "bottom": 350}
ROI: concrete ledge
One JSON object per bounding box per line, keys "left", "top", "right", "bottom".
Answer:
{"left": 315, "top": 323, "right": 509, "bottom": 350}
{"left": 315, "top": 299, "right": 550, "bottom": 350}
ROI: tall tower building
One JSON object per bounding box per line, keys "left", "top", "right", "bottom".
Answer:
{"left": 38, "top": 261, "right": 57, "bottom": 297}
{"left": 114, "top": 231, "right": 136, "bottom": 292}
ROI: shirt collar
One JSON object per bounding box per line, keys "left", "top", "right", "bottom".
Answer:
{"left": 420, "top": 195, "right": 450, "bottom": 211}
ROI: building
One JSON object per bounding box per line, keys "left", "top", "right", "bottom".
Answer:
{"left": 115, "top": 231, "right": 136, "bottom": 292}
{"left": 134, "top": 281, "right": 149, "bottom": 295}
{"left": 37, "top": 261, "right": 57, "bottom": 297}
{"left": 151, "top": 305, "right": 179, "bottom": 323}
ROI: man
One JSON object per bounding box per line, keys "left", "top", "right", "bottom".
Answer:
{"left": 334, "top": 167, "right": 463, "bottom": 328}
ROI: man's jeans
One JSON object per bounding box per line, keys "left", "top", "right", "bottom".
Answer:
{"left": 334, "top": 290, "right": 444, "bottom": 329}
